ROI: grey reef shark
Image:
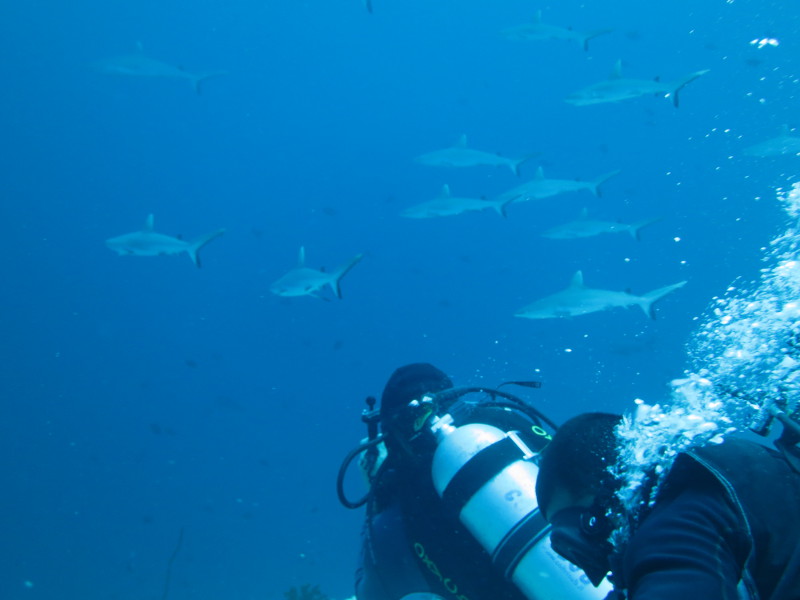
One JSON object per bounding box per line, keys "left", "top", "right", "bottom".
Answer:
{"left": 542, "top": 208, "right": 661, "bottom": 241}
{"left": 497, "top": 166, "right": 621, "bottom": 204}
{"left": 501, "top": 10, "right": 612, "bottom": 51}
{"left": 94, "top": 52, "right": 227, "bottom": 94}
{"left": 415, "top": 135, "right": 536, "bottom": 176}
{"left": 270, "top": 247, "right": 363, "bottom": 299}
{"left": 515, "top": 271, "right": 686, "bottom": 320}
{"left": 566, "top": 60, "right": 709, "bottom": 107}
{"left": 105, "top": 214, "right": 225, "bottom": 267}
{"left": 401, "top": 184, "right": 514, "bottom": 219}
{"left": 742, "top": 125, "right": 800, "bottom": 158}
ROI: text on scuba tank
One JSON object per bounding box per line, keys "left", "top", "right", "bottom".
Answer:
{"left": 531, "top": 425, "right": 552, "bottom": 441}
{"left": 413, "top": 542, "right": 470, "bottom": 600}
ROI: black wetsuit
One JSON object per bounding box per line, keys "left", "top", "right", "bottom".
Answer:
{"left": 611, "top": 438, "right": 800, "bottom": 600}
{"left": 356, "top": 463, "right": 527, "bottom": 600}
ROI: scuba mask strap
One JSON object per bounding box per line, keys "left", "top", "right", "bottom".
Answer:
{"left": 774, "top": 410, "right": 800, "bottom": 474}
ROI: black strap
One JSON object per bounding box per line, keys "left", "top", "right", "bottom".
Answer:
{"left": 775, "top": 416, "right": 800, "bottom": 474}
{"left": 492, "top": 508, "right": 551, "bottom": 580}
{"left": 441, "top": 436, "right": 526, "bottom": 516}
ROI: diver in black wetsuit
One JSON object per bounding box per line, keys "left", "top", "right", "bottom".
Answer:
{"left": 352, "top": 363, "right": 528, "bottom": 600}
{"left": 534, "top": 412, "right": 800, "bottom": 600}
{"left": 337, "top": 363, "right": 610, "bottom": 600}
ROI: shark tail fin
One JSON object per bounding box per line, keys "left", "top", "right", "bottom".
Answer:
{"left": 628, "top": 217, "right": 662, "bottom": 241}
{"left": 669, "top": 69, "right": 710, "bottom": 107}
{"left": 187, "top": 229, "right": 225, "bottom": 268}
{"left": 512, "top": 152, "right": 539, "bottom": 176}
{"left": 581, "top": 29, "right": 613, "bottom": 51}
{"left": 330, "top": 253, "right": 364, "bottom": 299}
{"left": 638, "top": 280, "right": 687, "bottom": 319}
{"left": 192, "top": 71, "right": 227, "bottom": 95}
{"left": 590, "top": 169, "right": 622, "bottom": 197}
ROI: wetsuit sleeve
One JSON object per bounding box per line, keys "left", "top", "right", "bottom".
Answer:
{"left": 622, "top": 478, "right": 750, "bottom": 600}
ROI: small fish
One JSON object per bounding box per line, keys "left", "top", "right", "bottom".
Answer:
{"left": 542, "top": 208, "right": 661, "bottom": 240}
{"left": 742, "top": 125, "right": 800, "bottom": 158}
{"left": 271, "top": 247, "right": 363, "bottom": 299}
{"left": 515, "top": 271, "right": 686, "bottom": 320}
{"left": 94, "top": 53, "right": 226, "bottom": 94}
{"left": 401, "top": 184, "right": 514, "bottom": 218}
{"left": 105, "top": 214, "right": 225, "bottom": 268}
{"left": 566, "top": 60, "right": 709, "bottom": 107}
{"left": 501, "top": 10, "right": 612, "bottom": 51}
{"left": 497, "top": 167, "right": 621, "bottom": 204}
{"left": 415, "top": 134, "right": 535, "bottom": 176}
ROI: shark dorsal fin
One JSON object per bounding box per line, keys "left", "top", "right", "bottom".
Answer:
{"left": 610, "top": 59, "right": 623, "bottom": 79}
{"left": 533, "top": 9, "right": 542, "bottom": 23}
{"left": 579, "top": 207, "right": 589, "bottom": 219}
{"left": 298, "top": 246, "right": 306, "bottom": 267}
{"left": 535, "top": 166, "right": 545, "bottom": 180}
{"left": 455, "top": 134, "right": 468, "bottom": 148}
{"left": 439, "top": 184, "right": 451, "bottom": 198}
{"left": 144, "top": 213, "right": 155, "bottom": 231}
{"left": 569, "top": 270, "right": 585, "bottom": 288}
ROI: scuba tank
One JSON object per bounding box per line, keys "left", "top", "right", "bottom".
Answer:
{"left": 427, "top": 396, "right": 613, "bottom": 600}
{"left": 338, "top": 384, "right": 613, "bottom": 600}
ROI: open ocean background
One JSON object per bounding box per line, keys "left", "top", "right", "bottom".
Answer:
{"left": 2, "top": 1, "right": 799, "bottom": 599}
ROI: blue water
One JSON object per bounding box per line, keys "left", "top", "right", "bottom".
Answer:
{"left": 2, "top": 1, "right": 799, "bottom": 599}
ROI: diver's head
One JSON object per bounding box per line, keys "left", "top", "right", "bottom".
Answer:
{"left": 535, "top": 412, "right": 622, "bottom": 586}
{"left": 380, "top": 363, "right": 453, "bottom": 460}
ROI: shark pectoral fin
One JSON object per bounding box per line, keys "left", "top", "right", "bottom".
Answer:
{"left": 670, "top": 69, "right": 709, "bottom": 107}
{"left": 513, "top": 153, "right": 539, "bottom": 176}
{"left": 639, "top": 280, "right": 687, "bottom": 319}
{"left": 581, "top": 28, "right": 613, "bottom": 51}
{"left": 630, "top": 217, "right": 662, "bottom": 241}
{"left": 187, "top": 228, "right": 225, "bottom": 268}
{"left": 330, "top": 253, "right": 364, "bottom": 299}
{"left": 590, "top": 169, "right": 621, "bottom": 197}
{"left": 496, "top": 195, "right": 515, "bottom": 218}
{"left": 192, "top": 71, "right": 227, "bottom": 95}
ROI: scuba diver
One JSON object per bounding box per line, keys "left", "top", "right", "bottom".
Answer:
{"left": 337, "top": 363, "right": 613, "bottom": 600}
{"left": 534, "top": 412, "right": 800, "bottom": 600}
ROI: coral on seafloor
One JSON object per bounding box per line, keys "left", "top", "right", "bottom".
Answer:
{"left": 283, "top": 584, "right": 329, "bottom": 600}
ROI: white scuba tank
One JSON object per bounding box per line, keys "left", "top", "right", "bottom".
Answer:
{"left": 430, "top": 418, "right": 613, "bottom": 600}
